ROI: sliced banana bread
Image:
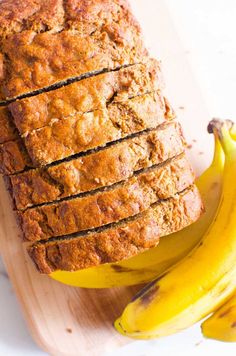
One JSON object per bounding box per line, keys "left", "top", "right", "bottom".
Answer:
{"left": 9, "top": 59, "right": 163, "bottom": 134}
{"left": 19, "top": 154, "right": 194, "bottom": 241}
{"left": 24, "top": 91, "right": 171, "bottom": 165}
{"left": 10, "top": 122, "right": 185, "bottom": 209}
{"left": 28, "top": 185, "right": 203, "bottom": 273}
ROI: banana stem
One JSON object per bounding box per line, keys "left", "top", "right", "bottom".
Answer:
{"left": 208, "top": 119, "right": 236, "bottom": 159}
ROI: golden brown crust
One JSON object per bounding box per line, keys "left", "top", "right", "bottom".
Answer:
{"left": 28, "top": 185, "right": 203, "bottom": 273}
{"left": 9, "top": 60, "right": 163, "bottom": 134}
{"left": 19, "top": 154, "right": 194, "bottom": 241}
{"left": 0, "top": 0, "right": 134, "bottom": 38}
{"left": 0, "top": 107, "right": 18, "bottom": 143}
{"left": 11, "top": 122, "right": 185, "bottom": 210}
{"left": 24, "top": 91, "right": 170, "bottom": 165}
{"left": 0, "top": 0, "right": 65, "bottom": 39}
{"left": 0, "top": 140, "right": 32, "bottom": 175}
{"left": 0, "top": 0, "right": 147, "bottom": 100}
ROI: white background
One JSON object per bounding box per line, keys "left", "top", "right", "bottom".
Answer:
{"left": 0, "top": 0, "right": 236, "bottom": 355}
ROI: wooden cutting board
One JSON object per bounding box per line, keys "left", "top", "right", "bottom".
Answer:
{"left": 0, "top": 1, "right": 212, "bottom": 355}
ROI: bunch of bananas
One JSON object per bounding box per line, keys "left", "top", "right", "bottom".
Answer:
{"left": 115, "top": 119, "right": 236, "bottom": 342}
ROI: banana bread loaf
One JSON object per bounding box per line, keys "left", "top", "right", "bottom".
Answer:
{"left": 0, "top": 0, "right": 203, "bottom": 276}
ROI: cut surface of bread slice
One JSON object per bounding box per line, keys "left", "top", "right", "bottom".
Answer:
{"left": 10, "top": 121, "right": 185, "bottom": 210}
{"left": 19, "top": 154, "right": 194, "bottom": 241}
{"left": 0, "top": 140, "right": 32, "bottom": 175}
{"left": 0, "top": 0, "right": 147, "bottom": 100}
{"left": 9, "top": 59, "right": 163, "bottom": 134}
{"left": 0, "top": 107, "right": 18, "bottom": 144}
{"left": 24, "top": 91, "right": 171, "bottom": 165}
{"left": 28, "top": 185, "right": 203, "bottom": 273}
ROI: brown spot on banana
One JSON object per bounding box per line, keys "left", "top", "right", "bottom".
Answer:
{"left": 131, "top": 271, "right": 169, "bottom": 303}
{"left": 110, "top": 265, "right": 135, "bottom": 273}
{"left": 219, "top": 307, "right": 233, "bottom": 318}
{"left": 139, "top": 285, "right": 160, "bottom": 306}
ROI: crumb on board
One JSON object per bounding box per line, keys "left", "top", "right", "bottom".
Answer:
{"left": 198, "top": 151, "right": 204, "bottom": 155}
{"left": 178, "top": 106, "right": 185, "bottom": 110}
{"left": 195, "top": 340, "right": 203, "bottom": 347}
{"left": 0, "top": 271, "right": 9, "bottom": 279}
{"left": 66, "top": 328, "right": 72, "bottom": 333}
{"left": 186, "top": 144, "right": 192, "bottom": 149}
{"left": 192, "top": 139, "right": 197, "bottom": 143}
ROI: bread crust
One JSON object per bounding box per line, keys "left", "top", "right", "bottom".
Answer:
{"left": 11, "top": 122, "right": 185, "bottom": 210}
{"left": 28, "top": 185, "right": 203, "bottom": 273}
{"left": 0, "top": 0, "right": 135, "bottom": 39}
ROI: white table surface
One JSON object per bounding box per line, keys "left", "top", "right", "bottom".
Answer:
{"left": 1, "top": 1, "right": 236, "bottom": 355}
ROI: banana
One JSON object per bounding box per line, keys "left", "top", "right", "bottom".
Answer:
{"left": 201, "top": 292, "right": 236, "bottom": 342}
{"left": 50, "top": 129, "right": 224, "bottom": 288}
{"left": 115, "top": 119, "right": 236, "bottom": 339}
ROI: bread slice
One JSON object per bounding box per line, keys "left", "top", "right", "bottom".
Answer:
{"left": 9, "top": 60, "right": 163, "bottom": 134}
{"left": 10, "top": 121, "right": 185, "bottom": 210}
{"left": 24, "top": 91, "right": 172, "bottom": 165}
{"left": 1, "top": 0, "right": 147, "bottom": 100}
{"left": 28, "top": 185, "right": 203, "bottom": 273}
{"left": 19, "top": 154, "right": 194, "bottom": 241}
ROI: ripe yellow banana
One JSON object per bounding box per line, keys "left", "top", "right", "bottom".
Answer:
{"left": 50, "top": 129, "right": 224, "bottom": 288}
{"left": 115, "top": 119, "right": 236, "bottom": 339}
{"left": 201, "top": 292, "right": 236, "bottom": 342}
{"left": 200, "top": 123, "right": 236, "bottom": 343}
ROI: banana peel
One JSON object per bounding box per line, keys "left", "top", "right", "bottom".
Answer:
{"left": 201, "top": 293, "right": 236, "bottom": 342}
{"left": 201, "top": 122, "right": 236, "bottom": 343}
{"left": 50, "top": 129, "right": 224, "bottom": 288}
{"left": 115, "top": 119, "right": 236, "bottom": 339}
